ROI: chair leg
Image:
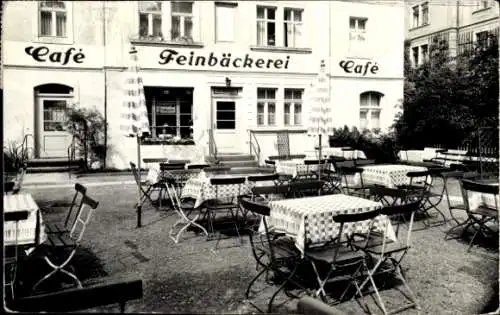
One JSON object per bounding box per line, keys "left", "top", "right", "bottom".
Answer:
{"left": 32, "top": 250, "right": 80, "bottom": 292}
{"left": 445, "top": 218, "right": 473, "bottom": 240}
{"left": 268, "top": 264, "right": 300, "bottom": 313}
{"left": 246, "top": 267, "right": 267, "bottom": 299}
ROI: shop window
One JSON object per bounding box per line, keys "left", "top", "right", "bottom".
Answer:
{"left": 144, "top": 87, "right": 193, "bottom": 140}
{"left": 412, "top": 46, "right": 419, "bottom": 66}
{"left": 284, "top": 88, "right": 303, "bottom": 126}
{"left": 39, "top": 1, "right": 67, "bottom": 37}
{"left": 139, "top": 1, "right": 163, "bottom": 39}
{"left": 257, "top": 88, "right": 277, "bottom": 126}
{"left": 284, "top": 8, "right": 303, "bottom": 48}
{"left": 215, "top": 2, "right": 237, "bottom": 42}
{"left": 171, "top": 1, "right": 193, "bottom": 41}
{"left": 359, "top": 91, "right": 383, "bottom": 131}
{"left": 349, "top": 17, "right": 367, "bottom": 54}
{"left": 257, "top": 6, "right": 276, "bottom": 46}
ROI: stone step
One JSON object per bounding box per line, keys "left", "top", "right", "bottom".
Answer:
{"left": 26, "top": 165, "right": 81, "bottom": 173}
{"left": 27, "top": 158, "right": 84, "bottom": 168}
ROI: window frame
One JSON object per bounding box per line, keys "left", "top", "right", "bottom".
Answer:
{"left": 412, "top": 5, "right": 420, "bottom": 28}
{"left": 412, "top": 46, "right": 419, "bottom": 66}
{"left": 420, "top": 44, "right": 428, "bottom": 63}
{"left": 283, "top": 7, "right": 303, "bottom": 48}
{"left": 256, "top": 88, "right": 277, "bottom": 126}
{"left": 256, "top": 6, "right": 277, "bottom": 46}
{"left": 37, "top": 1, "right": 73, "bottom": 43}
{"left": 349, "top": 16, "right": 368, "bottom": 55}
{"left": 359, "top": 92, "right": 383, "bottom": 132}
{"left": 171, "top": 1, "right": 194, "bottom": 41}
{"left": 283, "top": 88, "right": 303, "bottom": 126}
{"left": 138, "top": 1, "right": 163, "bottom": 39}
{"left": 474, "top": 0, "right": 491, "bottom": 11}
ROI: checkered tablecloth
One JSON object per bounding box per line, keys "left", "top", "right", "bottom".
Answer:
{"left": 360, "top": 164, "right": 428, "bottom": 188}
{"left": 263, "top": 194, "right": 396, "bottom": 254}
{"left": 4, "top": 194, "right": 47, "bottom": 246}
{"left": 275, "top": 160, "right": 329, "bottom": 178}
{"left": 181, "top": 172, "right": 253, "bottom": 208}
{"left": 321, "top": 147, "right": 367, "bottom": 160}
{"left": 146, "top": 163, "right": 201, "bottom": 185}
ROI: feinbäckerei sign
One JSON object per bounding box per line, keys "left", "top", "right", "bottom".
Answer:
{"left": 159, "top": 49, "right": 291, "bottom": 70}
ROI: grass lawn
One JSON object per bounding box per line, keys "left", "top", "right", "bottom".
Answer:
{"left": 21, "top": 176, "right": 498, "bottom": 314}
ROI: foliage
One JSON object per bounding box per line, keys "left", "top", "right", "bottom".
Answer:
{"left": 393, "top": 35, "right": 499, "bottom": 150}
{"left": 3, "top": 141, "right": 27, "bottom": 173}
{"left": 329, "top": 125, "right": 399, "bottom": 162}
{"left": 65, "top": 106, "right": 107, "bottom": 168}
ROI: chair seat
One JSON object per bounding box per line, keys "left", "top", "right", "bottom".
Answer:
{"left": 205, "top": 199, "right": 239, "bottom": 209}
{"left": 45, "top": 231, "right": 77, "bottom": 248}
{"left": 305, "top": 245, "right": 365, "bottom": 264}
{"left": 45, "top": 221, "right": 68, "bottom": 234}
{"left": 471, "top": 206, "right": 499, "bottom": 218}
{"left": 255, "top": 237, "right": 300, "bottom": 259}
{"left": 364, "top": 240, "right": 407, "bottom": 256}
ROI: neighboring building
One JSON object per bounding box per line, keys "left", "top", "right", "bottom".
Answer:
{"left": 3, "top": 1, "right": 404, "bottom": 169}
{"left": 405, "top": 0, "right": 499, "bottom": 67}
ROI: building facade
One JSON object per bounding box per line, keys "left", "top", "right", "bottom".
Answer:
{"left": 3, "top": 1, "right": 404, "bottom": 169}
{"left": 405, "top": 0, "right": 499, "bottom": 67}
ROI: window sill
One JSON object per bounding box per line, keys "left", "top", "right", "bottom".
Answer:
{"left": 250, "top": 46, "right": 312, "bottom": 54}
{"left": 142, "top": 138, "right": 195, "bottom": 145}
{"left": 409, "top": 23, "right": 430, "bottom": 31}
{"left": 130, "top": 37, "right": 204, "bottom": 48}
{"left": 472, "top": 7, "right": 491, "bottom": 14}
{"left": 250, "top": 127, "right": 307, "bottom": 133}
{"left": 33, "top": 36, "right": 74, "bottom": 45}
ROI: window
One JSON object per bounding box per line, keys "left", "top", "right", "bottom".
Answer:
{"left": 284, "top": 8, "right": 302, "bottom": 48}
{"left": 421, "top": 44, "right": 428, "bottom": 63}
{"left": 216, "top": 101, "right": 236, "bottom": 129}
{"left": 35, "top": 84, "right": 74, "bottom": 132}
{"left": 215, "top": 2, "right": 237, "bottom": 42}
{"left": 257, "top": 88, "right": 277, "bottom": 126}
{"left": 139, "top": 1, "right": 162, "bottom": 38}
{"left": 257, "top": 6, "right": 276, "bottom": 46}
{"left": 349, "top": 17, "right": 367, "bottom": 53}
{"left": 412, "top": 5, "right": 419, "bottom": 28}
{"left": 359, "top": 92, "right": 382, "bottom": 131}
{"left": 421, "top": 2, "right": 429, "bottom": 25}
{"left": 144, "top": 87, "right": 193, "bottom": 139}
{"left": 39, "top": 1, "right": 67, "bottom": 37}
{"left": 171, "top": 1, "right": 193, "bottom": 41}
{"left": 476, "top": 31, "right": 490, "bottom": 50}
{"left": 475, "top": 0, "right": 490, "bottom": 10}
{"left": 284, "top": 89, "right": 303, "bottom": 126}
{"left": 412, "top": 46, "right": 419, "bottom": 66}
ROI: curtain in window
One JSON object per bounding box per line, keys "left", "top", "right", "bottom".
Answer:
{"left": 268, "top": 103, "right": 276, "bottom": 125}
{"left": 56, "top": 12, "right": 66, "bottom": 36}
{"left": 360, "top": 111, "right": 368, "bottom": 130}
{"left": 257, "top": 21, "right": 265, "bottom": 45}
{"left": 153, "top": 14, "right": 162, "bottom": 36}
{"left": 40, "top": 11, "right": 52, "bottom": 36}
{"left": 294, "top": 104, "right": 302, "bottom": 125}
{"left": 184, "top": 17, "right": 193, "bottom": 38}
{"left": 139, "top": 14, "right": 149, "bottom": 36}
{"left": 171, "top": 16, "right": 181, "bottom": 39}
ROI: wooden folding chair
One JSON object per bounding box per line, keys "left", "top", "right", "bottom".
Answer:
{"left": 460, "top": 179, "right": 499, "bottom": 252}
{"left": 239, "top": 197, "right": 302, "bottom": 313}
{"left": 336, "top": 166, "right": 374, "bottom": 198}
{"left": 30, "top": 195, "right": 100, "bottom": 293}
{"left": 289, "top": 179, "right": 325, "bottom": 198}
{"left": 247, "top": 173, "right": 279, "bottom": 185}
{"left": 353, "top": 202, "right": 421, "bottom": 315}
{"left": 4, "top": 210, "right": 29, "bottom": 302}
{"left": 45, "top": 183, "right": 87, "bottom": 235}
{"left": 130, "top": 162, "right": 164, "bottom": 208}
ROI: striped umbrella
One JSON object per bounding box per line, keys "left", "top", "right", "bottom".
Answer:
{"left": 120, "top": 46, "right": 150, "bottom": 228}
{"left": 308, "top": 60, "right": 333, "bottom": 177}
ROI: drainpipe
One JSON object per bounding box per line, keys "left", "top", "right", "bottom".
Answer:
{"left": 102, "top": 2, "right": 108, "bottom": 169}
{"left": 455, "top": 0, "right": 460, "bottom": 58}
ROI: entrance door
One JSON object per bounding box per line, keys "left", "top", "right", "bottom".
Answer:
{"left": 37, "top": 98, "right": 72, "bottom": 158}
{"left": 212, "top": 99, "right": 239, "bottom": 153}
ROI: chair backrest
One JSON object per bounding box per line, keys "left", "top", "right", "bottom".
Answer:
{"left": 239, "top": 197, "right": 271, "bottom": 216}
{"left": 380, "top": 201, "right": 420, "bottom": 247}
{"left": 461, "top": 179, "right": 499, "bottom": 195}
{"left": 354, "top": 159, "right": 376, "bottom": 166}
{"left": 304, "top": 159, "right": 327, "bottom": 165}
{"left": 143, "top": 158, "right": 169, "bottom": 164}
{"left": 129, "top": 162, "right": 142, "bottom": 186}
{"left": 187, "top": 164, "right": 210, "bottom": 170}
{"left": 332, "top": 208, "right": 380, "bottom": 224}
{"left": 369, "top": 186, "right": 408, "bottom": 206}
{"left": 5, "top": 210, "right": 29, "bottom": 222}
{"left": 289, "top": 180, "right": 325, "bottom": 197}
{"left": 160, "top": 163, "right": 186, "bottom": 171}
{"left": 406, "top": 170, "right": 431, "bottom": 188}
{"left": 247, "top": 174, "right": 279, "bottom": 183}
{"left": 210, "top": 176, "right": 246, "bottom": 185}
{"left": 264, "top": 159, "right": 276, "bottom": 166}
{"left": 69, "top": 195, "right": 99, "bottom": 243}
{"left": 335, "top": 161, "right": 356, "bottom": 168}
{"left": 63, "top": 183, "right": 88, "bottom": 230}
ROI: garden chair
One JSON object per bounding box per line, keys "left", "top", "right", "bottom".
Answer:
{"left": 187, "top": 164, "right": 210, "bottom": 170}
{"left": 239, "top": 197, "right": 302, "bottom": 313}
{"left": 247, "top": 173, "right": 279, "bottom": 185}
{"left": 164, "top": 177, "right": 208, "bottom": 243}
{"left": 205, "top": 176, "right": 246, "bottom": 249}
{"left": 30, "top": 194, "right": 100, "bottom": 293}
{"left": 45, "top": 183, "right": 87, "bottom": 235}
{"left": 264, "top": 159, "right": 276, "bottom": 171}
{"left": 289, "top": 179, "right": 326, "bottom": 198}
{"left": 336, "top": 166, "right": 375, "bottom": 198}
{"left": 460, "top": 179, "right": 499, "bottom": 252}
{"left": 369, "top": 185, "right": 409, "bottom": 206}
{"left": 160, "top": 162, "right": 186, "bottom": 171}
{"left": 303, "top": 209, "right": 382, "bottom": 306}
{"left": 130, "top": 162, "right": 164, "bottom": 208}
{"left": 353, "top": 201, "right": 421, "bottom": 315}
{"left": 297, "top": 159, "right": 328, "bottom": 180}
{"left": 4, "top": 210, "right": 29, "bottom": 302}
{"left": 250, "top": 183, "right": 291, "bottom": 203}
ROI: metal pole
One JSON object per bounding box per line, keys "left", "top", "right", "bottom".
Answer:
{"left": 102, "top": 2, "right": 108, "bottom": 169}
{"left": 137, "top": 135, "right": 142, "bottom": 228}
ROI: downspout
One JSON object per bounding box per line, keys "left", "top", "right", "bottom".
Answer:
{"left": 455, "top": 0, "right": 460, "bottom": 58}
{"left": 102, "top": 2, "right": 108, "bottom": 168}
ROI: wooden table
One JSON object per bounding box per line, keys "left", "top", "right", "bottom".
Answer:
{"left": 4, "top": 193, "right": 46, "bottom": 246}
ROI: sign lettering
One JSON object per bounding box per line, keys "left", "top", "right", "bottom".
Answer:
{"left": 25, "top": 46, "right": 85, "bottom": 65}
{"left": 339, "top": 60, "right": 379, "bottom": 76}
{"left": 159, "top": 49, "right": 291, "bottom": 70}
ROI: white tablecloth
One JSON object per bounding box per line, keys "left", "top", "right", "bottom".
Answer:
{"left": 275, "top": 159, "right": 329, "bottom": 178}
{"left": 360, "top": 164, "right": 428, "bottom": 188}
{"left": 4, "top": 194, "right": 46, "bottom": 246}
{"left": 262, "top": 194, "right": 396, "bottom": 254}
{"left": 320, "top": 147, "right": 367, "bottom": 160}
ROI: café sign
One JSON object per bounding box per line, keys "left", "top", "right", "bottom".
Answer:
{"left": 339, "top": 60, "right": 379, "bottom": 76}
{"left": 159, "top": 49, "right": 291, "bottom": 70}
{"left": 25, "top": 45, "right": 86, "bottom": 65}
